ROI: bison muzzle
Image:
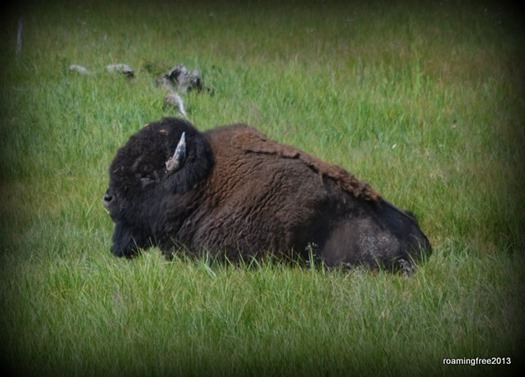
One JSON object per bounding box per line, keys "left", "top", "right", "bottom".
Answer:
{"left": 103, "top": 117, "right": 431, "bottom": 271}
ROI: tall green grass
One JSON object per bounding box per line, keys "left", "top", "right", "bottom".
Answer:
{"left": 1, "top": 0, "right": 524, "bottom": 376}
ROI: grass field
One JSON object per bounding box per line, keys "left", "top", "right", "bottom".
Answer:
{"left": 1, "top": 0, "right": 524, "bottom": 376}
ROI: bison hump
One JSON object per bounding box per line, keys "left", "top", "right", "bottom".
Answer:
{"left": 229, "top": 125, "right": 381, "bottom": 203}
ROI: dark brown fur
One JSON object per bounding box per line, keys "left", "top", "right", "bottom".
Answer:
{"left": 226, "top": 125, "right": 381, "bottom": 202}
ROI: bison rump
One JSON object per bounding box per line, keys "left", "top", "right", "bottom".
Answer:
{"left": 320, "top": 200, "right": 432, "bottom": 269}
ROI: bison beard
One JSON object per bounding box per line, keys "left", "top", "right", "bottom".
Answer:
{"left": 103, "top": 117, "right": 431, "bottom": 271}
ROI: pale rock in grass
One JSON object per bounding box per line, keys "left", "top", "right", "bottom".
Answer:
{"left": 157, "top": 64, "right": 204, "bottom": 94}
{"left": 106, "top": 63, "right": 134, "bottom": 78}
{"left": 164, "top": 91, "right": 187, "bottom": 117}
{"left": 69, "top": 64, "right": 90, "bottom": 75}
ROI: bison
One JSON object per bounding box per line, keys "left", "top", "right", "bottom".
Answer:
{"left": 103, "top": 117, "right": 431, "bottom": 271}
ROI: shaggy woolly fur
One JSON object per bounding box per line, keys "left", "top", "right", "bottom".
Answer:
{"left": 105, "top": 118, "right": 431, "bottom": 271}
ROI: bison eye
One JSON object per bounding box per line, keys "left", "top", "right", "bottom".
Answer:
{"left": 140, "top": 177, "right": 154, "bottom": 188}
{"left": 139, "top": 170, "right": 163, "bottom": 189}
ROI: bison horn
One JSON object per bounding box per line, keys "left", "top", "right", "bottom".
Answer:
{"left": 165, "top": 132, "right": 186, "bottom": 173}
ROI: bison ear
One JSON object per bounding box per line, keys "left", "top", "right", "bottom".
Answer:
{"left": 165, "top": 132, "right": 186, "bottom": 174}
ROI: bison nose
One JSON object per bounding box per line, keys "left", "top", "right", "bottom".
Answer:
{"left": 102, "top": 193, "right": 113, "bottom": 209}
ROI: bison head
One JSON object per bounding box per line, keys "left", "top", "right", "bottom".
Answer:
{"left": 103, "top": 118, "right": 213, "bottom": 258}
